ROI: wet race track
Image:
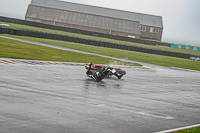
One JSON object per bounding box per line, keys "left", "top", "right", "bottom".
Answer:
{"left": 0, "top": 58, "right": 200, "bottom": 133}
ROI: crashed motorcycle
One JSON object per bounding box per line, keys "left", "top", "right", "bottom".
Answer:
{"left": 85, "top": 63, "right": 126, "bottom": 79}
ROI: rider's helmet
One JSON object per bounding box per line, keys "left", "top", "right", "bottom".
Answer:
{"left": 85, "top": 63, "right": 94, "bottom": 69}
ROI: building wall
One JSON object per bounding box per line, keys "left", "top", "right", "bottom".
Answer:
{"left": 26, "top": 1, "right": 163, "bottom": 41}
{"left": 26, "top": 17, "right": 140, "bottom": 38}
{"left": 140, "top": 26, "right": 163, "bottom": 41}
{"left": 31, "top": 0, "right": 163, "bottom": 29}
{"left": 25, "top": 5, "right": 140, "bottom": 34}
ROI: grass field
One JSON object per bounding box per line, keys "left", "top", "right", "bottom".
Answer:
{"left": 0, "top": 36, "right": 141, "bottom": 66}
{"left": 1, "top": 21, "right": 200, "bottom": 56}
{"left": 1, "top": 34, "right": 200, "bottom": 71}
{"left": 173, "top": 127, "right": 200, "bottom": 133}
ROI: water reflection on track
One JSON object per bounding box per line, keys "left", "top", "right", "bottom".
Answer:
{"left": 0, "top": 61, "right": 200, "bottom": 133}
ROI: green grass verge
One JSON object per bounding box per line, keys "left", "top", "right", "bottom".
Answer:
{"left": 1, "top": 21, "right": 200, "bottom": 56}
{"left": 0, "top": 36, "right": 140, "bottom": 66}
{"left": 1, "top": 34, "right": 200, "bottom": 71}
{"left": 173, "top": 127, "right": 200, "bottom": 133}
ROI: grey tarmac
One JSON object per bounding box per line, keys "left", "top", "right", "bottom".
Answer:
{"left": 0, "top": 58, "right": 200, "bottom": 133}
{"left": 0, "top": 35, "right": 200, "bottom": 133}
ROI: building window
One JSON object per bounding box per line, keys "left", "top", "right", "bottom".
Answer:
{"left": 152, "top": 21, "right": 156, "bottom": 24}
{"left": 140, "top": 25, "right": 146, "bottom": 32}
{"left": 150, "top": 27, "right": 159, "bottom": 33}
{"left": 125, "top": 17, "right": 129, "bottom": 20}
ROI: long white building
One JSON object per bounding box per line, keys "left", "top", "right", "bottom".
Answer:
{"left": 26, "top": 0, "right": 163, "bottom": 40}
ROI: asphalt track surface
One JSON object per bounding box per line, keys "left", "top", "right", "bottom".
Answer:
{"left": 1, "top": 36, "right": 200, "bottom": 133}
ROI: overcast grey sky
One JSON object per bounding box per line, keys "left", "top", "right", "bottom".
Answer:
{"left": 0, "top": 0, "right": 200, "bottom": 46}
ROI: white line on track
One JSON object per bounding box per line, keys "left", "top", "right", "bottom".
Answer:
{"left": 155, "top": 124, "right": 200, "bottom": 133}
{"left": 88, "top": 102, "right": 174, "bottom": 120}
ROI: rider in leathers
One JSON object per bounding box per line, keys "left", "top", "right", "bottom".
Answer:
{"left": 86, "top": 63, "right": 123, "bottom": 81}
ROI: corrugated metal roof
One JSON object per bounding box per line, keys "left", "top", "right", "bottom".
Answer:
{"left": 31, "top": 0, "right": 163, "bottom": 28}
{"left": 26, "top": 5, "right": 141, "bottom": 34}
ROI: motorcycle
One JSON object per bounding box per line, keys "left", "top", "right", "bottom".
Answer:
{"left": 85, "top": 63, "right": 126, "bottom": 78}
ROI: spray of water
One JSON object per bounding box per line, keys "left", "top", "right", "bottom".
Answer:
{"left": 108, "top": 57, "right": 130, "bottom": 67}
